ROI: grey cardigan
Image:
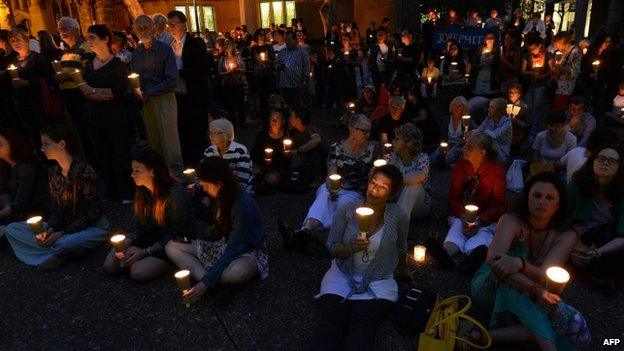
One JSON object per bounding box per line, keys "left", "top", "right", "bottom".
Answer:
{"left": 327, "top": 201, "right": 409, "bottom": 299}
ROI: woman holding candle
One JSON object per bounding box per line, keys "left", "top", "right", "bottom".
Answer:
{"left": 218, "top": 40, "right": 246, "bottom": 128}
{"left": 279, "top": 115, "right": 377, "bottom": 255}
{"left": 165, "top": 156, "right": 268, "bottom": 305}
{"left": 419, "top": 57, "right": 440, "bottom": 99}
{"left": 5, "top": 28, "right": 55, "bottom": 150}
{"left": 388, "top": 123, "right": 431, "bottom": 220}
{"left": 0, "top": 128, "right": 50, "bottom": 230}
{"left": 568, "top": 145, "right": 624, "bottom": 294}
{"left": 521, "top": 35, "right": 552, "bottom": 137}
{"left": 550, "top": 31, "right": 581, "bottom": 110}
{"left": 426, "top": 132, "right": 507, "bottom": 275}
{"left": 309, "top": 164, "right": 409, "bottom": 350}
{"left": 250, "top": 110, "right": 291, "bottom": 194}
{"left": 470, "top": 33, "right": 500, "bottom": 98}
{"left": 579, "top": 33, "right": 610, "bottom": 114}
{"left": 602, "top": 81, "right": 624, "bottom": 140}
{"left": 79, "top": 24, "right": 133, "bottom": 204}
{"left": 250, "top": 31, "right": 275, "bottom": 125}
{"left": 470, "top": 172, "right": 589, "bottom": 351}
{"left": 507, "top": 83, "right": 531, "bottom": 156}
{"left": 103, "top": 150, "right": 191, "bottom": 281}
{"left": 4, "top": 124, "right": 109, "bottom": 269}
{"left": 438, "top": 96, "right": 477, "bottom": 167}
{"left": 203, "top": 119, "right": 254, "bottom": 194}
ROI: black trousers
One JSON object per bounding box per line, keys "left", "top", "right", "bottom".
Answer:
{"left": 222, "top": 83, "right": 246, "bottom": 127}
{"left": 177, "top": 93, "right": 208, "bottom": 167}
{"left": 309, "top": 294, "right": 394, "bottom": 351}
{"left": 252, "top": 75, "right": 275, "bottom": 124}
{"left": 88, "top": 124, "right": 133, "bottom": 199}
{"left": 62, "top": 89, "right": 94, "bottom": 164}
{"left": 15, "top": 100, "right": 44, "bottom": 150}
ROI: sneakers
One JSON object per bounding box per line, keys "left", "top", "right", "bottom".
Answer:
{"left": 458, "top": 245, "right": 488, "bottom": 276}
{"left": 425, "top": 237, "right": 456, "bottom": 270}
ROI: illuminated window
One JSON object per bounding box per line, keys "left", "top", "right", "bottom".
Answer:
{"left": 175, "top": 5, "right": 216, "bottom": 32}
{"left": 259, "top": 1, "right": 296, "bottom": 27}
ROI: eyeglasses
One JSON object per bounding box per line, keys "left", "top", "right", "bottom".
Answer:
{"left": 595, "top": 155, "right": 620, "bottom": 166}
{"left": 209, "top": 131, "right": 224, "bottom": 136}
{"left": 353, "top": 127, "right": 371, "bottom": 134}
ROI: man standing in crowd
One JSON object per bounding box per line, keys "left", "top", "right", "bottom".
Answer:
{"left": 130, "top": 15, "right": 183, "bottom": 178}
{"left": 167, "top": 10, "right": 210, "bottom": 167}
{"left": 56, "top": 16, "right": 95, "bottom": 163}
{"left": 275, "top": 31, "right": 310, "bottom": 108}
{"left": 153, "top": 14, "right": 174, "bottom": 46}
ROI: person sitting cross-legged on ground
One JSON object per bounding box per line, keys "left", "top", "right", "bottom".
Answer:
{"left": 470, "top": 172, "right": 590, "bottom": 351}
{"left": 165, "top": 157, "right": 268, "bottom": 305}
{"left": 103, "top": 150, "right": 192, "bottom": 282}
{"left": 279, "top": 114, "right": 377, "bottom": 256}
{"left": 309, "top": 164, "right": 409, "bottom": 351}
{"left": 5, "top": 124, "right": 109, "bottom": 269}
{"left": 250, "top": 110, "right": 291, "bottom": 195}
{"left": 568, "top": 145, "right": 624, "bottom": 294}
{"left": 387, "top": 123, "right": 431, "bottom": 221}
{"left": 426, "top": 132, "right": 507, "bottom": 275}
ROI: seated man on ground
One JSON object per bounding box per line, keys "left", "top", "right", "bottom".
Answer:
{"left": 279, "top": 114, "right": 377, "bottom": 256}
{"left": 426, "top": 132, "right": 507, "bottom": 275}
{"left": 471, "top": 172, "right": 590, "bottom": 351}
{"left": 309, "top": 164, "right": 409, "bottom": 350}
{"left": 563, "top": 96, "right": 596, "bottom": 147}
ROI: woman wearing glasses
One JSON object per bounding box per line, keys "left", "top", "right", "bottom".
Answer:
{"left": 568, "top": 145, "right": 624, "bottom": 294}
{"left": 279, "top": 114, "right": 377, "bottom": 255}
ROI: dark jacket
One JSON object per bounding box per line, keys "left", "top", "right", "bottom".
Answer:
{"left": 179, "top": 33, "right": 210, "bottom": 102}
{"left": 470, "top": 45, "right": 501, "bottom": 93}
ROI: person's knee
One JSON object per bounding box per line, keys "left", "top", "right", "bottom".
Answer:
{"left": 265, "top": 172, "right": 281, "bottom": 186}
{"left": 165, "top": 240, "right": 181, "bottom": 258}
{"left": 130, "top": 264, "right": 153, "bottom": 282}
{"left": 220, "top": 261, "right": 256, "bottom": 285}
{"left": 102, "top": 254, "right": 120, "bottom": 275}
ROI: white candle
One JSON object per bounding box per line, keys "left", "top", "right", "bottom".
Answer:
{"left": 507, "top": 103, "right": 514, "bottom": 116}
{"left": 427, "top": 76, "right": 432, "bottom": 84}
{"left": 546, "top": 266, "right": 570, "bottom": 294}
{"left": 128, "top": 73, "right": 140, "bottom": 89}
{"left": 110, "top": 234, "right": 126, "bottom": 253}
{"left": 260, "top": 52, "right": 266, "bottom": 61}
{"left": 283, "top": 139, "right": 292, "bottom": 152}
{"left": 264, "top": 148, "right": 273, "bottom": 164}
{"left": 26, "top": 216, "right": 44, "bottom": 235}
{"left": 7, "top": 64, "right": 17, "bottom": 78}
{"left": 592, "top": 60, "right": 600, "bottom": 72}
{"left": 373, "top": 159, "right": 387, "bottom": 168}
{"left": 440, "top": 142, "right": 448, "bottom": 149}
{"left": 355, "top": 207, "right": 375, "bottom": 237}
{"left": 462, "top": 115, "right": 471, "bottom": 128}
{"left": 328, "top": 174, "right": 342, "bottom": 194}
{"left": 347, "top": 102, "right": 356, "bottom": 109}
{"left": 413, "top": 245, "right": 426, "bottom": 263}
{"left": 174, "top": 270, "right": 191, "bottom": 308}
{"left": 582, "top": 48, "right": 588, "bottom": 55}
{"left": 464, "top": 204, "right": 479, "bottom": 224}
{"left": 383, "top": 143, "right": 393, "bottom": 156}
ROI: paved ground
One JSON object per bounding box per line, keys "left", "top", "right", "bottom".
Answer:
{"left": 1, "top": 107, "right": 622, "bottom": 350}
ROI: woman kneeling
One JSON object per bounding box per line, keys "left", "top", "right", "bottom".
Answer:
{"left": 103, "top": 150, "right": 192, "bottom": 281}
{"left": 471, "top": 173, "right": 590, "bottom": 351}
{"left": 165, "top": 156, "right": 268, "bottom": 304}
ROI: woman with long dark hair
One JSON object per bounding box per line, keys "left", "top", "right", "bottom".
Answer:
{"left": 37, "top": 30, "right": 62, "bottom": 62}
{"left": 79, "top": 24, "right": 133, "bottom": 203}
{"left": 165, "top": 156, "right": 268, "bottom": 303}
{"left": 568, "top": 145, "right": 624, "bottom": 293}
{"left": 471, "top": 172, "right": 589, "bottom": 351}
{"left": 5, "top": 124, "right": 109, "bottom": 269}
{"left": 0, "top": 128, "right": 49, "bottom": 229}
{"left": 103, "top": 150, "right": 191, "bottom": 281}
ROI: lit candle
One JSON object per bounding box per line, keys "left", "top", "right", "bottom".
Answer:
{"left": 427, "top": 76, "right": 432, "bottom": 84}
{"left": 620, "top": 107, "right": 624, "bottom": 115}
{"left": 260, "top": 52, "right": 266, "bottom": 61}
{"left": 440, "top": 141, "right": 448, "bottom": 150}
{"left": 283, "top": 139, "right": 292, "bottom": 152}
{"left": 110, "top": 234, "right": 126, "bottom": 253}
{"left": 70, "top": 68, "right": 84, "bottom": 83}
{"left": 464, "top": 204, "right": 479, "bottom": 225}
{"left": 330, "top": 41, "right": 335, "bottom": 45}
{"left": 228, "top": 62, "right": 236, "bottom": 71}
{"left": 355, "top": 207, "right": 375, "bottom": 238}
{"left": 512, "top": 105, "right": 521, "bottom": 117}
{"left": 264, "top": 148, "right": 273, "bottom": 164}
{"left": 344, "top": 50, "right": 350, "bottom": 56}
{"left": 546, "top": 266, "right": 570, "bottom": 295}
{"left": 383, "top": 143, "right": 393, "bottom": 156}
{"left": 483, "top": 48, "right": 490, "bottom": 54}
{"left": 533, "top": 62, "right": 543, "bottom": 69}
{"left": 52, "top": 60, "right": 62, "bottom": 73}
{"left": 373, "top": 159, "right": 387, "bottom": 168}
{"left": 450, "top": 61, "right": 458, "bottom": 73}
{"left": 7, "top": 64, "right": 18, "bottom": 79}
{"left": 506, "top": 103, "right": 514, "bottom": 116}
{"left": 439, "top": 55, "right": 444, "bottom": 60}
{"left": 127, "top": 73, "right": 140, "bottom": 89}
{"left": 462, "top": 115, "right": 471, "bottom": 129}
{"left": 26, "top": 216, "right": 44, "bottom": 236}
{"left": 592, "top": 60, "right": 600, "bottom": 72}
{"left": 328, "top": 64, "right": 332, "bottom": 69}
{"left": 413, "top": 245, "right": 426, "bottom": 263}
{"left": 554, "top": 51, "right": 563, "bottom": 62}
{"left": 582, "top": 47, "right": 588, "bottom": 55}
{"left": 183, "top": 168, "right": 195, "bottom": 183}
{"left": 347, "top": 101, "right": 356, "bottom": 110}
{"left": 174, "top": 270, "right": 191, "bottom": 308}
{"left": 309, "top": 71, "right": 313, "bottom": 78}
{"left": 328, "top": 174, "right": 342, "bottom": 195}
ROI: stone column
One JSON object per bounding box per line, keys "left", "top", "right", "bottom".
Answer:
{"left": 238, "top": 0, "right": 258, "bottom": 31}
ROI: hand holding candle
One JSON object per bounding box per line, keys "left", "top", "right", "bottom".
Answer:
{"left": 383, "top": 143, "right": 393, "bottom": 157}
{"left": 128, "top": 73, "right": 140, "bottom": 89}
{"left": 52, "top": 60, "right": 62, "bottom": 74}
{"left": 355, "top": 207, "right": 375, "bottom": 238}
{"left": 174, "top": 270, "right": 192, "bottom": 308}
{"left": 70, "top": 69, "right": 84, "bottom": 83}
{"left": 27, "top": 216, "right": 44, "bottom": 236}
{"left": 7, "top": 64, "right": 18, "bottom": 79}
{"left": 264, "top": 148, "right": 273, "bottom": 165}
{"left": 283, "top": 139, "right": 292, "bottom": 153}
{"left": 413, "top": 245, "right": 426, "bottom": 263}
{"left": 464, "top": 204, "right": 479, "bottom": 225}
{"left": 546, "top": 266, "right": 570, "bottom": 295}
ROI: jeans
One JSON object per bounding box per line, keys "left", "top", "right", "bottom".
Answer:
{"left": 309, "top": 294, "right": 394, "bottom": 351}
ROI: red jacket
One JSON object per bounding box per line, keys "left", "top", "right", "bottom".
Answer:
{"left": 448, "top": 158, "right": 507, "bottom": 225}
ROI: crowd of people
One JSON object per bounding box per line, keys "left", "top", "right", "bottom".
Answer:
{"left": 1, "top": 6, "right": 624, "bottom": 350}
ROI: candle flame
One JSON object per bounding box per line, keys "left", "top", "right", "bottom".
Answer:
{"left": 110, "top": 234, "right": 126, "bottom": 243}
{"left": 26, "top": 216, "right": 42, "bottom": 224}
{"left": 174, "top": 270, "right": 190, "bottom": 279}
{"left": 183, "top": 168, "right": 195, "bottom": 175}
{"left": 328, "top": 174, "right": 341, "bottom": 181}
{"left": 355, "top": 207, "right": 374, "bottom": 216}
{"left": 373, "top": 159, "right": 387, "bottom": 167}
{"left": 440, "top": 142, "right": 448, "bottom": 148}
{"left": 465, "top": 204, "right": 479, "bottom": 212}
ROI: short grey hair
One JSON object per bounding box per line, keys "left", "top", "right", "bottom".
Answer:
{"left": 58, "top": 17, "right": 79, "bottom": 29}
{"left": 135, "top": 14, "right": 154, "bottom": 26}
{"left": 348, "top": 114, "right": 371, "bottom": 130}
{"left": 395, "top": 123, "right": 423, "bottom": 156}
{"left": 153, "top": 13, "right": 167, "bottom": 26}
{"left": 209, "top": 118, "right": 235, "bottom": 142}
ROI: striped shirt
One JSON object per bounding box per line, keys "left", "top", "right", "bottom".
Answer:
{"left": 203, "top": 141, "right": 254, "bottom": 194}
{"left": 275, "top": 45, "right": 310, "bottom": 88}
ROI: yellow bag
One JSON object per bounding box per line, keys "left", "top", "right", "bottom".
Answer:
{"left": 528, "top": 161, "right": 555, "bottom": 180}
{"left": 417, "top": 295, "right": 491, "bottom": 351}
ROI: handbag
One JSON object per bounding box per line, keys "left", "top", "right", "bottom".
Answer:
{"left": 394, "top": 287, "right": 438, "bottom": 336}
{"left": 418, "top": 295, "right": 491, "bottom": 351}
{"left": 506, "top": 159, "right": 527, "bottom": 193}
{"left": 39, "top": 79, "right": 65, "bottom": 121}
{"left": 528, "top": 161, "right": 555, "bottom": 180}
